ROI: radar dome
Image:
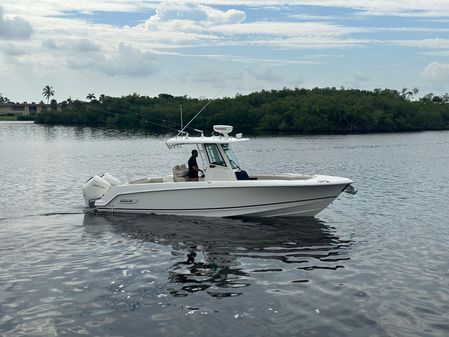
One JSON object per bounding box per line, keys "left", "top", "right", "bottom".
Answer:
{"left": 213, "top": 125, "right": 233, "bottom": 137}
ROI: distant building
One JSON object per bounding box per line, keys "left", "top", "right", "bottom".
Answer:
{"left": 0, "top": 102, "right": 61, "bottom": 116}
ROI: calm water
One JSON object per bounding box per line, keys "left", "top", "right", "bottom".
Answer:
{"left": 1, "top": 121, "right": 449, "bottom": 337}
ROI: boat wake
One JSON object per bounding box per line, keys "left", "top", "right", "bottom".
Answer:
{"left": 0, "top": 211, "right": 84, "bottom": 223}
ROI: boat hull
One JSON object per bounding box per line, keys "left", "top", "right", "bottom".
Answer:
{"left": 92, "top": 177, "right": 352, "bottom": 217}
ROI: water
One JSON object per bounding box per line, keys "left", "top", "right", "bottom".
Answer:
{"left": 1, "top": 121, "right": 449, "bottom": 337}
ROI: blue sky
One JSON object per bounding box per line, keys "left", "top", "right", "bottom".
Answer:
{"left": 1, "top": 1, "right": 449, "bottom": 102}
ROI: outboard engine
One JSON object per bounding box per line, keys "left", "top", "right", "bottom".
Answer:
{"left": 101, "top": 172, "right": 121, "bottom": 186}
{"left": 83, "top": 175, "right": 112, "bottom": 208}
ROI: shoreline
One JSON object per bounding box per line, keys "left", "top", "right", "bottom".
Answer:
{"left": 5, "top": 120, "right": 449, "bottom": 137}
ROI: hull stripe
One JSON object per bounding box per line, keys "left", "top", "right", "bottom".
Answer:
{"left": 97, "top": 195, "right": 338, "bottom": 212}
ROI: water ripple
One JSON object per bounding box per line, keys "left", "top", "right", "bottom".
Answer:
{"left": 2, "top": 124, "right": 449, "bottom": 337}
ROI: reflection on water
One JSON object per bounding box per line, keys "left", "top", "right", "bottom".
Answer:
{"left": 83, "top": 214, "right": 351, "bottom": 298}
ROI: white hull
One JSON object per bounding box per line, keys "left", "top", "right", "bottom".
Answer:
{"left": 91, "top": 175, "right": 352, "bottom": 217}
{"left": 83, "top": 126, "right": 355, "bottom": 218}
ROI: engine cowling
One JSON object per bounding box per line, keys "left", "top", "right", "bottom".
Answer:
{"left": 83, "top": 175, "right": 111, "bottom": 208}
{"left": 101, "top": 172, "right": 121, "bottom": 186}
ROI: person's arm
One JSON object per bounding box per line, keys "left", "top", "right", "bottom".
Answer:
{"left": 192, "top": 165, "right": 203, "bottom": 173}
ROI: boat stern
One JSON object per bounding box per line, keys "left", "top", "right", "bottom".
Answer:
{"left": 82, "top": 173, "right": 121, "bottom": 209}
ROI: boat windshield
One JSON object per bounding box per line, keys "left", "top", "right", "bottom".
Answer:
{"left": 222, "top": 144, "right": 240, "bottom": 169}
{"left": 204, "top": 144, "right": 226, "bottom": 166}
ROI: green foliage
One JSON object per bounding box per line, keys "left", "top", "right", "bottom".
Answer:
{"left": 0, "top": 116, "right": 18, "bottom": 121}
{"left": 34, "top": 88, "right": 449, "bottom": 134}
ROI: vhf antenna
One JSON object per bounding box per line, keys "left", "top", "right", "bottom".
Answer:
{"left": 180, "top": 104, "right": 183, "bottom": 131}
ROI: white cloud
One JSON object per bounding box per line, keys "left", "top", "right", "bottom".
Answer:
{"left": 0, "top": 1, "right": 157, "bottom": 17}
{"left": 43, "top": 38, "right": 100, "bottom": 53}
{"left": 3, "top": 0, "right": 449, "bottom": 19}
{"left": 347, "top": 72, "right": 372, "bottom": 88}
{"left": 143, "top": 2, "right": 361, "bottom": 39}
{"left": 185, "top": 65, "right": 285, "bottom": 91}
{"left": 3, "top": 1, "right": 447, "bottom": 53}
{"left": 131, "top": 2, "right": 362, "bottom": 50}
{"left": 242, "top": 36, "right": 366, "bottom": 49}
{"left": 199, "top": 1, "right": 449, "bottom": 17}
{"left": 0, "top": 42, "right": 29, "bottom": 56}
{"left": 0, "top": 5, "right": 32, "bottom": 40}
{"left": 394, "top": 39, "right": 449, "bottom": 49}
{"left": 136, "top": 1, "right": 247, "bottom": 40}
{"left": 211, "top": 21, "right": 359, "bottom": 37}
{"left": 67, "top": 42, "right": 157, "bottom": 77}
{"left": 421, "top": 62, "right": 449, "bottom": 82}
{"left": 198, "top": 54, "right": 318, "bottom": 65}
{"left": 425, "top": 50, "right": 449, "bottom": 57}
{"left": 245, "top": 67, "right": 282, "bottom": 82}
{"left": 2, "top": 0, "right": 449, "bottom": 100}
{"left": 148, "top": 1, "right": 245, "bottom": 25}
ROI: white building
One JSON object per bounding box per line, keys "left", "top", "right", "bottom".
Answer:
{"left": 0, "top": 102, "right": 59, "bottom": 116}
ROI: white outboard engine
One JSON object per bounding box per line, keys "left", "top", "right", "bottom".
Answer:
{"left": 83, "top": 175, "right": 112, "bottom": 208}
{"left": 101, "top": 172, "right": 121, "bottom": 186}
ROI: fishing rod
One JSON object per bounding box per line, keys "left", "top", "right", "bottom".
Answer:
{"left": 177, "top": 87, "right": 224, "bottom": 136}
{"left": 86, "top": 105, "right": 189, "bottom": 133}
{"left": 94, "top": 106, "right": 180, "bottom": 127}
{"left": 64, "top": 89, "right": 224, "bottom": 134}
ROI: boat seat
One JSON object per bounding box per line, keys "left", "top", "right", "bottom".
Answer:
{"left": 173, "top": 164, "right": 189, "bottom": 182}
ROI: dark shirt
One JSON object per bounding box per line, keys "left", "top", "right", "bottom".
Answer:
{"left": 188, "top": 156, "right": 199, "bottom": 178}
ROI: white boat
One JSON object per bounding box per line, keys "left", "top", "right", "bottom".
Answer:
{"left": 83, "top": 125, "right": 355, "bottom": 217}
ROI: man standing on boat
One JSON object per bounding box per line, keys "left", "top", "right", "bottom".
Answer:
{"left": 188, "top": 149, "right": 203, "bottom": 181}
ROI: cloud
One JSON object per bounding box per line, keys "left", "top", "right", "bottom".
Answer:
{"left": 244, "top": 67, "right": 282, "bottom": 82}
{"left": 3, "top": 0, "right": 449, "bottom": 20}
{"left": 134, "top": 1, "right": 247, "bottom": 41}
{"left": 146, "top": 1, "right": 246, "bottom": 27}
{"left": 347, "top": 72, "right": 372, "bottom": 88}
{"left": 200, "top": 1, "right": 449, "bottom": 17}
{"left": 130, "top": 2, "right": 362, "bottom": 50}
{"left": 0, "top": 5, "right": 33, "bottom": 40}
{"left": 3, "top": 0, "right": 449, "bottom": 100}
{"left": 186, "top": 65, "right": 284, "bottom": 90}
{"left": 43, "top": 38, "right": 100, "bottom": 53}
{"left": 354, "top": 73, "right": 371, "bottom": 82}
{"left": 425, "top": 50, "right": 449, "bottom": 57}
{"left": 0, "top": 42, "right": 29, "bottom": 56}
{"left": 211, "top": 21, "right": 359, "bottom": 37}
{"left": 139, "top": 2, "right": 359, "bottom": 39}
{"left": 0, "top": 1, "right": 157, "bottom": 18}
{"left": 421, "top": 61, "right": 449, "bottom": 81}
{"left": 180, "top": 53, "right": 318, "bottom": 65}
{"left": 394, "top": 38, "right": 449, "bottom": 49}
{"left": 67, "top": 42, "right": 157, "bottom": 77}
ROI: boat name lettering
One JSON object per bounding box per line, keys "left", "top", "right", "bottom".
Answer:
{"left": 119, "top": 199, "right": 137, "bottom": 204}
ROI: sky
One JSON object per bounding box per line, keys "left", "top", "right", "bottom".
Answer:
{"left": 1, "top": 0, "right": 449, "bottom": 102}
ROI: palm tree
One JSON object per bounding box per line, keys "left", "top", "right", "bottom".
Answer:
{"left": 86, "top": 93, "right": 96, "bottom": 101}
{"left": 42, "top": 85, "right": 55, "bottom": 104}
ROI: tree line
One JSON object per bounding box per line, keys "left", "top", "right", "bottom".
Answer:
{"left": 34, "top": 87, "right": 449, "bottom": 134}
